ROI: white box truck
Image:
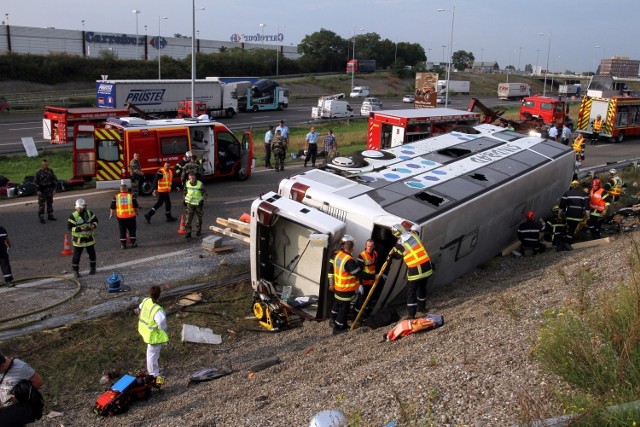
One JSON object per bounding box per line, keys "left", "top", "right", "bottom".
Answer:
{"left": 497, "top": 83, "right": 531, "bottom": 100}
{"left": 96, "top": 79, "right": 238, "bottom": 118}
{"left": 437, "top": 80, "right": 470, "bottom": 95}
{"left": 558, "top": 84, "right": 581, "bottom": 97}
{"left": 311, "top": 93, "right": 354, "bottom": 119}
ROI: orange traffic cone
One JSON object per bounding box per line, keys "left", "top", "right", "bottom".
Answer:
{"left": 177, "top": 214, "right": 187, "bottom": 234}
{"left": 61, "top": 234, "right": 73, "bottom": 256}
{"left": 239, "top": 213, "right": 251, "bottom": 224}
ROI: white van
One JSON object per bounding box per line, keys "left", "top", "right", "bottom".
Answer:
{"left": 349, "top": 86, "right": 371, "bottom": 98}
{"left": 312, "top": 100, "right": 354, "bottom": 119}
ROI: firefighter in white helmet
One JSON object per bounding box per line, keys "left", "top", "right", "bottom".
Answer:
{"left": 391, "top": 223, "right": 433, "bottom": 319}
{"left": 67, "top": 198, "right": 98, "bottom": 278}
{"left": 608, "top": 169, "right": 623, "bottom": 202}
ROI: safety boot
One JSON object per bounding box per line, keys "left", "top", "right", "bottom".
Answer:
{"left": 196, "top": 228, "right": 202, "bottom": 237}
{"left": 73, "top": 270, "right": 80, "bottom": 279}
{"left": 48, "top": 215, "right": 57, "bottom": 221}
{"left": 184, "top": 232, "right": 192, "bottom": 239}
{"left": 89, "top": 266, "right": 96, "bottom": 275}
{"left": 166, "top": 214, "right": 178, "bottom": 222}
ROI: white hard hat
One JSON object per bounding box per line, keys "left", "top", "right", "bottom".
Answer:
{"left": 609, "top": 168, "right": 617, "bottom": 175}
{"left": 341, "top": 234, "right": 355, "bottom": 243}
{"left": 75, "top": 198, "right": 86, "bottom": 209}
{"left": 186, "top": 151, "right": 193, "bottom": 157}
{"left": 308, "top": 409, "right": 346, "bottom": 427}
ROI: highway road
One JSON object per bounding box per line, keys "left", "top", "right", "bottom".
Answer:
{"left": 0, "top": 95, "right": 519, "bottom": 153}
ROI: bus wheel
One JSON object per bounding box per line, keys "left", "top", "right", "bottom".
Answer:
{"left": 236, "top": 167, "right": 249, "bottom": 181}
{"left": 615, "top": 131, "right": 624, "bottom": 143}
{"left": 139, "top": 177, "right": 154, "bottom": 196}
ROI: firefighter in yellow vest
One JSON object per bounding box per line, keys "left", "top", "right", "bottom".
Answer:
{"left": 588, "top": 178, "right": 610, "bottom": 238}
{"left": 591, "top": 114, "right": 603, "bottom": 145}
{"left": 572, "top": 134, "right": 585, "bottom": 165}
{"left": 608, "top": 168, "right": 623, "bottom": 202}
{"left": 144, "top": 162, "right": 178, "bottom": 224}
{"left": 183, "top": 171, "right": 208, "bottom": 238}
{"left": 354, "top": 239, "right": 379, "bottom": 319}
{"left": 391, "top": 223, "right": 433, "bottom": 319}
{"left": 137, "top": 285, "right": 168, "bottom": 377}
{"left": 331, "top": 239, "right": 362, "bottom": 334}
{"left": 67, "top": 198, "right": 98, "bottom": 278}
{"left": 110, "top": 183, "right": 139, "bottom": 249}
{"left": 328, "top": 235, "right": 354, "bottom": 326}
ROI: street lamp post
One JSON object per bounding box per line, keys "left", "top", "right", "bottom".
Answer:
{"left": 351, "top": 28, "right": 364, "bottom": 94}
{"left": 133, "top": 10, "right": 141, "bottom": 59}
{"left": 518, "top": 46, "right": 522, "bottom": 71}
{"left": 259, "top": 23, "right": 265, "bottom": 48}
{"left": 158, "top": 16, "right": 167, "bottom": 80}
{"left": 438, "top": 6, "right": 455, "bottom": 108}
{"left": 191, "top": 4, "right": 205, "bottom": 117}
{"left": 539, "top": 32, "right": 551, "bottom": 97}
{"left": 480, "top": 48, "right": 483, "bottom": 71}
{"left": 276, "top": 24, "right": 285, "bottom": 76}
{"left": 536, "top": 49, "right": 540, "bottom": 74}
{"left": 441, "top": 44, "right": 446, "bottom": 62}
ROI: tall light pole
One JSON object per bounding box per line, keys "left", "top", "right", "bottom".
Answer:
{"left": 480, "top": 48, "right": 483, "bottom": 71}
{"left": 191, "top": 5, "right": 205, "bottom": 117}
{"left": 4, "top": 14, "right": 8, "bottom": 25}
{"left": 276, "top": 24, "right": 285, "bottom": 76}
{"left": 438, "top": 6, "right": 455, "bottom": 108}
{"left": 158, "top": 16, "right": 167, "bottom": 79}
{"left": 394, "top": 42, "right": 398, "bottom": 66}
{"left": 351, "top": 28, "right": 364, "bottom": 93}
{"left": 427, "top": 48, "right": 431, "bottom": 66}
{"left": 133, "top": 10, "right": 141, "bottom": 59}
{"left": 539, "top": 32, "right": 551, "bottom": 97}
{"left": 441, "top": 44, "right": 446, "bottom": 62}
{"left": 259, "top": 23, "right": 265, "bottom": 48}
{"left": 536, "top": 49, "right": 539, "bottom": 74}
{"left": 81, "top": 20, "right": 85, "bottom": 31}
{"left": 518, "top": 46, "right": 522, "bottom": 71}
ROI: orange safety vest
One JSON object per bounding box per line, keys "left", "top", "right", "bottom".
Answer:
{"left": 359, "top": 249, "right": 377, "bottom": 286}
{"left": 157, "top": 168, "right": 173, "bottom": 193}
{"left": 572, "top": 135, "right": 585, "bottom": 154}
{"left": 115, "top": 192, "right": 136, "bottom": 218}
{"left": 593, "top": 118, "right": 603, "bottom": 132}
{"left": 400, "top": 233, "right": 430, "bottom": 268}
{"left": 334, "top": 251, "right": 359, "bottom": 294}
{"left": 590, "top": 188, "right": 607, "bottom": 215}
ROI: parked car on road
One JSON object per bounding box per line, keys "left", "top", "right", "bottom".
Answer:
{"left": 402, "top": 94, "right": 415, "bottom": 103}
{"left": 360, "top": 101, "right": 381, "bottom": 116}
{"left": 363, "top": 97, "right": 382, "bottom": 109}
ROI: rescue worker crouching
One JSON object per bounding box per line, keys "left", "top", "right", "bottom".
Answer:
{"left": 331, "top": 239, "right": 362, "bottom": 335}
{"left": 516, "top": 210, "right": 546, "bottom": 256}
{"left": 68, "top": 198, "right": 98, "bottom": 278}
{"left": 183, "top": 171, "right": 207, "bottom": 238}
{"left": 544, "top": 206, "right": 571, "bottom": 251}
{"left": 391, "top": 223, "right": 433, "bottom": 319}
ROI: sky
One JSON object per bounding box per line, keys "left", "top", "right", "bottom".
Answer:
{"left": 3, "top": 0, "right": 639, "bottom": 74}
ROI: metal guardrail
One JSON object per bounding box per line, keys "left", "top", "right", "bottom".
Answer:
{"left": 2, "top": 90, "right": 95, "bottom": 108}
{"left": 577, "top": 158, "right": 640, "bottom": 179}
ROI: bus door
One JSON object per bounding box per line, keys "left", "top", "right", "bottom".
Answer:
{"left": 72, "top": 124, "right": 98, "bottom": 179}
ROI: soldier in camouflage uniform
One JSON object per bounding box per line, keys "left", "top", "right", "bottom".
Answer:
{"left": 180, "top": 156, "right": 204, "bottom": 188}
{"left": 129, "top": 152, "right": 144, "bottom": 197}
{"left": 34, "top": 159, "right": 58, "bottom": 224}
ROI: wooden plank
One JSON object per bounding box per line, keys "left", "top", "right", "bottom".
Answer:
{"left": 208, "top": 225, "right": 250, "bottom": 243}
{"left": 216, "top": 218, "right": 250, "bottom": 235}
{"left": 572, "top": 236, "right": 612, "bottom": 249}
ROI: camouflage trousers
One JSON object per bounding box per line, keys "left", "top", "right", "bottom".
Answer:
{"left": 38, "top": 188, "right": 55, "bottom": 219}
{"left": 185, "top": 204, "right": 204, "bottom": 234}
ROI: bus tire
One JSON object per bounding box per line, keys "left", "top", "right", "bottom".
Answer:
{"left": 236, "top": 167, "right": 249, "bottom": 181}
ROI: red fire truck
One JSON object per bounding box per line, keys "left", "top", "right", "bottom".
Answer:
{"left": 43, "top": 106, "right": 131, "bottom": 144}
{"left": 72, "top": 116, "right": 253, "bottom": 195}
{"left": 366, "top": 108, "right": 480, "bottom": 149}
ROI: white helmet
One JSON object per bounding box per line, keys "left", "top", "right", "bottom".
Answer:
{"left": 75, "top": 198, "right": 86, "bottom": 209}
{"left": 609, "top": 168, "right": 617, "bottom": 175}
{"left": 308, "top": 409, "right": 346, "bottom": 427}
{"left": 341, "top": 234, "right": 355, "bottom": 243}
{"left": 185, "top": 151, "right": 193, "bottom": 158}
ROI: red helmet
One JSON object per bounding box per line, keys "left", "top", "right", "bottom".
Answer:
{"left": 592, "top": 178, "right": 601, "bottom": 188}
{"left": 525, "top": 210, "right": 535, "bottom": 220}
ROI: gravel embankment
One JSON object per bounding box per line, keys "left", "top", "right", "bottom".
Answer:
{"left": 32, "top": 233, "right": 637, "bottom": 427}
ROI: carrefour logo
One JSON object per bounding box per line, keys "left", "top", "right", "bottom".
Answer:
{"left": 229, "top": 32, "right": 284, "bottom": 43}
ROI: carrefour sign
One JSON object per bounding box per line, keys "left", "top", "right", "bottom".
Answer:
{"left": 229, "top": 32, "right": 284, "bottom": 43}
{"left": 85, "top": 32, "right": 167, "bottom": 49}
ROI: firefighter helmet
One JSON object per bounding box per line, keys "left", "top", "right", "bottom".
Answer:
{"left": 551, "top": 205, "right": 560, "bottom": 213}
{"left": 75, "top": 198, "right": 86, "bottom": 209}
{"left": 609, "top": 168, "right": 617, "bottom": 175}
{"left": 391, "top": 223, "right": 406, "bottom": 237}
{"left": 592, "top": 178, "right": 601, "bottom": 188}
{"left": 525, "top": 210, "right": 535, "bottom": 220}
{"left": 185, "top": 151, "right": 193, "bottom": 158}
{"left": 341, "top": 234, "right": 355, "bottom": 243}
{"left": 570, "top": 180, "right": 580, "bottom": 188}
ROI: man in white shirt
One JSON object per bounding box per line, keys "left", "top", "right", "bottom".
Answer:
{"left": 264, "top": 125, "right": 274, "bottom": 169}
{"left": 276, "top": 120, "right": 289, "bottom": 144}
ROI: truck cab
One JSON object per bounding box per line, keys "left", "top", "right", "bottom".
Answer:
{"left": 520, "top": 95, "right": 572, "bottom": 128}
